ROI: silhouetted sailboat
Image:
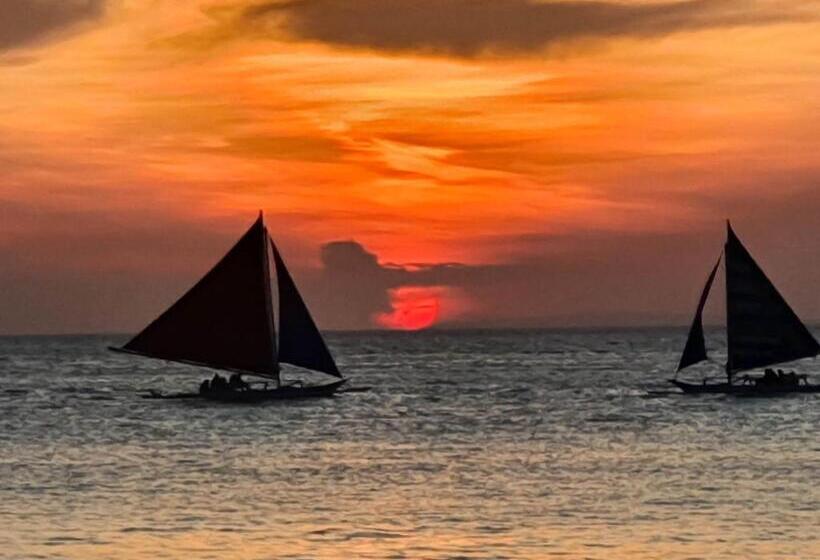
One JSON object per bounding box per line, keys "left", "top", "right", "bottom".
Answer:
{"left": 111, "top": 212, "right": 347, "bottom": 402}
{"left": 671, "top": 222, "right": 820, "bottom": 394}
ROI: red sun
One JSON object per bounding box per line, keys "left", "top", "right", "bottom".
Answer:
{"left": 376, "top": 286, "right": 442, "bottom": 330}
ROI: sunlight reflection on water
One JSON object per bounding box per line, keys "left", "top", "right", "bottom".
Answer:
{"left": 0, "top": 330, "right": 818, "bottom": 559}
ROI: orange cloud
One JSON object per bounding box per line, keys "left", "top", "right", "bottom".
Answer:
{"left": 1, "top": 1, "right": 820, "bottom": 333}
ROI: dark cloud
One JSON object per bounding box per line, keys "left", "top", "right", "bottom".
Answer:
{"left": 241, "top": 0, "right": 799, "bottom": 57}
{"left": 301, "top": 241, "right": 399, "bottom": 329}
{"left": 301, "top": 237, "right": 673, "bottom": 330}
{"left": 300, "top": 209, "right": 820, "bottom": 331}
{"left": 0, "top": 0, "right": 105, "bottom": 51}
{"left": 4, "top": 173, "right": 820, "bottom": 334}
{"left": 297, "top": 241, "right": 484, "bottom": 330}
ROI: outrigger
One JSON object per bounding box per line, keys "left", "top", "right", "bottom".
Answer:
{"left": 111, "top": 212, "right": 353, "bottom": 402}
{"left": 671, "top": 221, "right": 820, "bottom": 395}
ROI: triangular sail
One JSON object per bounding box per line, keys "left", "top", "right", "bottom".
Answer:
{"left": 271, "top": 239, "right": 342, "bottom": 378}
{"left": 725, "top": 223, "right": 819, "bottom": 373}
{"left": 120, "top": 215, "right": 278, "bottom": 375}
{"left": 678, "top": 256, "right": 721, "bottom": 372}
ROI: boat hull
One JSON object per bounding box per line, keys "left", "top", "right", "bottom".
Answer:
{"left": 142, "top": 379, "right": 348, "bottom": 402}
{"left": 670, "top": 379, "right": 820, "bottom": 395}
{"left": 204, "top": 379, "right": 347, "bottom": 402}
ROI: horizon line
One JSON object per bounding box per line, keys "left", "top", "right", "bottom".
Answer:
{"left": 3, "top": 322, "right": 819, "bottom": 338}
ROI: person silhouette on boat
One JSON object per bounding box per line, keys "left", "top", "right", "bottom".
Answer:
{"left": 762, "top": 368, "right": 778, "bottom": 385}
{"left": 228, "top": 373, "right": 248, "bottom": 391}
{"left": 199, "top": 379, "right": 210, "bottom": 395}
{"left": 776, "top": 369, "right": 797, "bottom": 386}
{"left": 211, "top": 373, "right": 227, "bottom": 392}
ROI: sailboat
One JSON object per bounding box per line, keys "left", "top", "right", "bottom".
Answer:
{"left": 110, "top": 212, "right": 347, "bottom": 402}
{"left": 671, "top": 221, "right": 820, "bottom": 394}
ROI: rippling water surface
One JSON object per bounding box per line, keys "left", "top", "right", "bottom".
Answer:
{"left": 1, "top": 329, "right": 818, "bottom": 559}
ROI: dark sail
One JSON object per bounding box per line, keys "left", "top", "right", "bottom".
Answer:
{"left": 271, "top": 239, "right": 342, "bottom": 378}
{"left": 725, "top": 222, "right": 819, "bottom": 372}
{"left": 678, "top": 256, "right": 721, "bottom": 371}
{"left": 121, "top": 215, "right": 278, "bottom": 374}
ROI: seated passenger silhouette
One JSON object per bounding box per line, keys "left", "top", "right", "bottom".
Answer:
{"left": 228, "top": 373, "right": 248, "bottom": 391}
{"left": 211, "top": 373, "right": 226, "bottom": 391}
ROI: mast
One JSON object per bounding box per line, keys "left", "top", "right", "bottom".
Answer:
{"left": 259, "top": 212, "right": 281, "bottom": 386}
{"left": 725, "top": 221, "right": 733, "bottom": 385}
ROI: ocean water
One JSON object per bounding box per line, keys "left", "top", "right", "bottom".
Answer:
{"left": 0, "top": 329, "right": 817, "bottom": 560}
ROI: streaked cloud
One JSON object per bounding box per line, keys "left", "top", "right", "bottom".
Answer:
{"left": 240, "top": 0, "right": 805, "bottom": 56}
{"left": 1, "top": 0, "right": 820, "bottom": 333}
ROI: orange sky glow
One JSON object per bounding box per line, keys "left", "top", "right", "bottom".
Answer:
{"left": 1, "top": 0, "right": 820, "bottom": 333}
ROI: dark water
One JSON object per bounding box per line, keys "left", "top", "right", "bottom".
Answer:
{"left": 0, "top": 329, "right": 818, "bottom": 559}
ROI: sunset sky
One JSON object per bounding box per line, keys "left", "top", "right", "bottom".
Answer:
{"left": 1, "top": 0, "right": 820, "bottom": 334}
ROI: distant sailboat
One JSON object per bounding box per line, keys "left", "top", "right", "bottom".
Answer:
{"left": 672, "top": 222, "right": 820, "bottom": 394}
{"left": 111, "top": 212, "right": 347, "bottom": 402}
